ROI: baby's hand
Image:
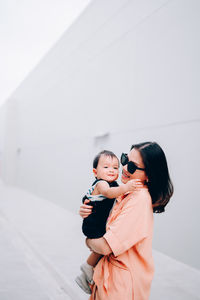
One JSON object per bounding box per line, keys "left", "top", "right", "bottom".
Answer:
{"left": 125, "top": 179, "right": 143, "bottom": 192}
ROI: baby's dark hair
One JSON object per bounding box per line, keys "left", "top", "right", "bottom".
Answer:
{"left": 93, "top": 150, "right": 119, "bottom": 168}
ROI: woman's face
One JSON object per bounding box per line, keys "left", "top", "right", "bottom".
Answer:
{"left": 121, "top": 148, "right": 147, "bottom": 184}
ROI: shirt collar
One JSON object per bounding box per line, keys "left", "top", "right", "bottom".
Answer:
{"left": 116, "top": 192, "right": 131, "bottom": 203}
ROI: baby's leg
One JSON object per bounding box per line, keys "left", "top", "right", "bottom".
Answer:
{"left": 87, "top": 251, "right": 102, "bottom": 267}
{"left": 79, "top": 252, "right": 102, "bottom": 285}
{"left": 75, "top": 252, "right": 103, "bottom": 293}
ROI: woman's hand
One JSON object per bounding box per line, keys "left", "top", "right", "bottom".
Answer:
{"left": 79, "top": 199, "right": 93, "bottom": 219}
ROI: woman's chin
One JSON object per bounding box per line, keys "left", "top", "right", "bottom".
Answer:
{"left": 121, "top": 175, "right": 128, "bottom": 184}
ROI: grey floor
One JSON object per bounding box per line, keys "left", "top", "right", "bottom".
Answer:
{"left": 0, "top": 184, "right": 199, "bottom": 300}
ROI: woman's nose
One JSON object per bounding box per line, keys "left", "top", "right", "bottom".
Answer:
{"left": 123, "top": 165, "right": 128, "bottom": 172}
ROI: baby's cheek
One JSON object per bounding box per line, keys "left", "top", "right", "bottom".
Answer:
{"left": 115, "top": 172, "right": 119, "bottom": 178}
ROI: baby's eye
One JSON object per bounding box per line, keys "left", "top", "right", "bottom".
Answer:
{"left": 114, "top": 167, "right": 118, "bottom": 170}
{"left": 104, "top": 166, "right": 108, "bottom": 168}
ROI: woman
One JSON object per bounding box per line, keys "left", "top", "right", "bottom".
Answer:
{"left": 80, "top": 142, "right": 173, "bottom": 300}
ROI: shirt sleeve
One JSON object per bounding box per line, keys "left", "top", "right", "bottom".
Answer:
{"left": 104, "top": 192, "right": 152, "bottom": 257}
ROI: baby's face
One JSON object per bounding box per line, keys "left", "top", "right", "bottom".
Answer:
{"left": 93, "top": 155, "right": 119, "bottom": 182}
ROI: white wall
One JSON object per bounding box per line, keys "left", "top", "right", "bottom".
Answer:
{"left": 1, "top": 0, "right": 200, "bottom": 269}
{"left": 0, "top": 104, "right": 6, "bottom": 181}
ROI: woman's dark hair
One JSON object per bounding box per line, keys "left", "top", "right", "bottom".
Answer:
{"left": 131, "top": 142, "right": 174, "bottom": 213}
{"left": 93, "top": 150, "right": 119, "bottom": 168}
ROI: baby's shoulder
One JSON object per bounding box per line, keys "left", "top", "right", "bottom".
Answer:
{"left": 91, "top": 180, "right": 109, "bottom": 195}
{"left": 95, "top": 180, "right": 109, "bottom": 188}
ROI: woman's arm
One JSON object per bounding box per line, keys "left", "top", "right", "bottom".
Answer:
{"left": 79, "top": 199, "right": 93, "bottom": 218}
{"left": 86, "top": 237, "right": 112, "bottom": 256}
{"left": 103, "top": 190, "right": 151, "bottom": 257}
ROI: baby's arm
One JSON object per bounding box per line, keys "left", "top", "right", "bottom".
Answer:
{"left": 96, "top": 179, "right": 142, "bottom": 199}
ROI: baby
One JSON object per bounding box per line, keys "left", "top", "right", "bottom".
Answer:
{"left": 75, "top": 150, "right": 142, "bottom": 294}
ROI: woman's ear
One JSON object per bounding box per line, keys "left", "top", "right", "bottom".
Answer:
{"left": 93, "top": 168, "right": 97, "bottom": 177}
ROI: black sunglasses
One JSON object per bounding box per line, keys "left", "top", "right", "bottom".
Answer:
{"left": 120, "top": 153, "right": 145, "bottom": 174}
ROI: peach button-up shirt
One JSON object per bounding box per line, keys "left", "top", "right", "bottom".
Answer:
{"left": 90, "top": 188, "right": 154, "bottom": 300}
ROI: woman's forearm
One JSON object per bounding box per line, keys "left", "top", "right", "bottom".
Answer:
{"left": 86, "top": 237, "right": 112, "bottom": 256}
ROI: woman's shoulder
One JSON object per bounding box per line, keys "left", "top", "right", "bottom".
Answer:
{"left": 126, "top": 188, "right": 152, "bottom": 207}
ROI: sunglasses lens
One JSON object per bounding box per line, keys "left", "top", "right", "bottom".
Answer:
{"left": 121, "top": 153, "right": 138, "bottom": 174}
{"left": 127, "top": 162, "right": 137, "bottom": 174}
{"left": 121, "top": 153, "right": 128, "bottom": 166}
